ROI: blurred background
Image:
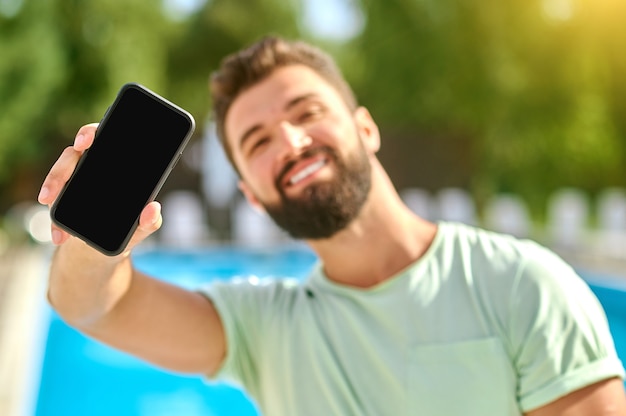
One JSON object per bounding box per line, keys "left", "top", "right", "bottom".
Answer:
{"left": 1, "top": 0, "right": 626, "bottom": 244}
{"left": 1, "top": 0, "right": 626, "bottom": 415}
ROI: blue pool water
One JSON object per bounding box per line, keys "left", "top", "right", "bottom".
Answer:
{"left": 34, "top": 247, "right": 626, "bottom": 416}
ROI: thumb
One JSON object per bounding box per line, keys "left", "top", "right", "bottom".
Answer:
{"left": 138, "top": 201, "right": 163, "bottom": 234}
{"left": 127, "top": 201, "right": 162, "bottom": 249}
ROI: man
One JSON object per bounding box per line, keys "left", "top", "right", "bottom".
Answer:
{"left": 38, "top": 36, "right": 626, "bottom": 415}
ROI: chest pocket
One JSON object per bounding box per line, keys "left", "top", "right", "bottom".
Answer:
{"left": 409, "top": 337, "right": 521, "bottom": 416}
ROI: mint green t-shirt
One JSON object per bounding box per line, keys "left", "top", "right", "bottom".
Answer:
{"left": 201, "top": 222, "right": 624, "bottom": 415}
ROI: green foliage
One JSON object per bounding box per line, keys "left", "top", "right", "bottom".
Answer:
{"left": 0, "top": 0, "right": 302, "bottom": 211}
{"left": 164, "top": 0, "right": 302, "bottom": 123}
{"left": 353, "top": 0, "right": 626, "bottom": 215}
{"left": 1, "top": 0, "right": 625, "bottom": 221}
{"left": 0, "top": 0, "right": 178, "bottom": 210}
{"left": 0, "top": 0, "right": 66, "bottom": 183}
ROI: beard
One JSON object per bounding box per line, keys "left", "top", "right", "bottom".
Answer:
{"left": 261, "top": 141, "right": 372, "bottom": 240}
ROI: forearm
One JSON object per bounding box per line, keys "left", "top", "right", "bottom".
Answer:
{"left": 47, "top": 237, "right": 227, "bottom": 374}
{"left": 37, "top": 126, "right": 227, "bottom": 374}
{"left": 47, "top": 236, "right": 135, "bottom": 328}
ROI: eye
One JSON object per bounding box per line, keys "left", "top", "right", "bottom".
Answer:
{"left": 247, "top": 137, "right": 269, "bottom": 156}
{"left": 295, "top": 105, "right": 324, "bottom": 124}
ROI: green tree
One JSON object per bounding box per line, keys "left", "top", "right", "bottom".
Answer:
{"left": 0, "top": 0, "right": 303, "bottom": 214}
{"left": 2, "top": 0, "right": 625, "bottom": 226}
{"left": 0, "top": 0, "right": 66, "bottom": 204}
{"left": 0, "top": 0, "right": 177, "bottom": 210}
{"left": 352, "top": 0, "right": 626, "bottom": 218}
{"left": 164, "top": 0, "right": 303, "bottom": 125}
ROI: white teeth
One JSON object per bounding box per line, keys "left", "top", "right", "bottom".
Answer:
{"left": 289, "top": 159, "right": 326, "bottom": 185}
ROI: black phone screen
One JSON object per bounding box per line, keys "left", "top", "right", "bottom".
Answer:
{"left": 51, "top": 83, "right": 195, "bottom": 255}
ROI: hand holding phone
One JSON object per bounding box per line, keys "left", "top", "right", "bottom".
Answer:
{"left": 42, "top": 83, "right": 196, "bottom": 256}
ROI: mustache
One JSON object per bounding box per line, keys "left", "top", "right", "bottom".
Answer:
{"left": 275, "top": 146, "right": 336, "bottom": 190}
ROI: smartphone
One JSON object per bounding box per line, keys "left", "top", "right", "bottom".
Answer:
{"left": 51, "top": 83, "right": 196, "bottom": 256}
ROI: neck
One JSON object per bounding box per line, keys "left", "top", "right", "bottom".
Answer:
{"left": 306, "top": 160, "right": 438, "bottom": 288}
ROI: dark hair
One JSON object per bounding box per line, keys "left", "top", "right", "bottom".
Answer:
{"left": 209, "top": 35, "right": 358, "bottom": 170}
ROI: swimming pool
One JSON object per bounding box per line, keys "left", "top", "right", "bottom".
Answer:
{"left": 33, "top": 246, "right": 626, "bottom": 416}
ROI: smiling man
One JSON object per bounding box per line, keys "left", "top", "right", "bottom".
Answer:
{"left": 223, "top": 65, "right": 373, "bottom": 240}
{"left": 39, "top": 36, "right": 626, "bottom": 415}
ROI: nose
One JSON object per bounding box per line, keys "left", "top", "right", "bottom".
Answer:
{"left": 276, "top": 121, "right": 312, "bottom": 152}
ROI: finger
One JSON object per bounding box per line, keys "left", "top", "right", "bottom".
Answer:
{"left": 138, "top": 201, "right": 163, "bottom": 233}
{"left": 73, "top": 123, "right": 99, "bottom": 152}
{"left": 37, "top": 146, "right": 82, "bottom": 205}
{"left": 50, "top": 224, "right": 70, "bottom": 245}
{"left": 37, "top": 124, "right": 99, "bottom": 205}
{"left": 124, "top": 201, "right": 163, "bottom": 251}
{"left": 49, "top": 202, "right": 163, "bottom": 252}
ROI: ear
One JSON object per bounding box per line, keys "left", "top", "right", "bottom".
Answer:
{"left": 354, "top": 106, "right": 381, "bottom": 154}
{"left": 238, "top": 180, "right": 267, "bottom": 214}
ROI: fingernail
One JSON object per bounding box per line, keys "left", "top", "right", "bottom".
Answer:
{"left": 38, "top": 187, "right": 49, "bottom": 202}
{"left": 51, "top": 229, "right": 63, "bottom": 244}
{"left": 75, "top": 134, "right": 86, "bottom": 147}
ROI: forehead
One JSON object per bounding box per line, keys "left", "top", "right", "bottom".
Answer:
{"left": 224, "top": 65, "right": 345, "bottom": 147}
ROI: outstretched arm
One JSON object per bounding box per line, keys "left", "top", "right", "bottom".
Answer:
{"left": 38, "top": 124, "right": 226, "bottom": 375}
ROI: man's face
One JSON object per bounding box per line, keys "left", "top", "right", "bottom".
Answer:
{"left": 225, "top": 65, "right": 379, "bottom": 239}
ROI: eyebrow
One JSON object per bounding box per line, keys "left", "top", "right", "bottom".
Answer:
{"left": 237, "top": 93, "right": 319, "bottom": 150}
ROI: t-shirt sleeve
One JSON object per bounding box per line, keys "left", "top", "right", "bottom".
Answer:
{"left": 507, "top": 248, "right": 625, "bottom": 411}
{"left": 198, "top": 278, "right": 263, "bottom": 388}
{"left": 197, "top": 277, "right": 298, "bottom": 397}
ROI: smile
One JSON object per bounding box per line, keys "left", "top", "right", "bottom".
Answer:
{"left": 288, "top": 158, "right": 327, "bottom": 185}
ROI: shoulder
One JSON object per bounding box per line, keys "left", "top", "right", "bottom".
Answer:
{"left": 436, "top": 222, "right": 603, "bottom": 339}
{"left": 446, "top": 222, "right": 599, "bottom": 314}
{"left": 439, "top": 224, "right": 625, "bottom": 411}
{"left": 437, "top": 221, "right": 569, "bottom": 284}
{"left": 199, "top": 275, "right": 304, "bottom": 314}
{"left": 440, "top": 221, "right": 547, "bottom": 260}
{"left": 198, "top": 276, "right": 306, "bottom": 371}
